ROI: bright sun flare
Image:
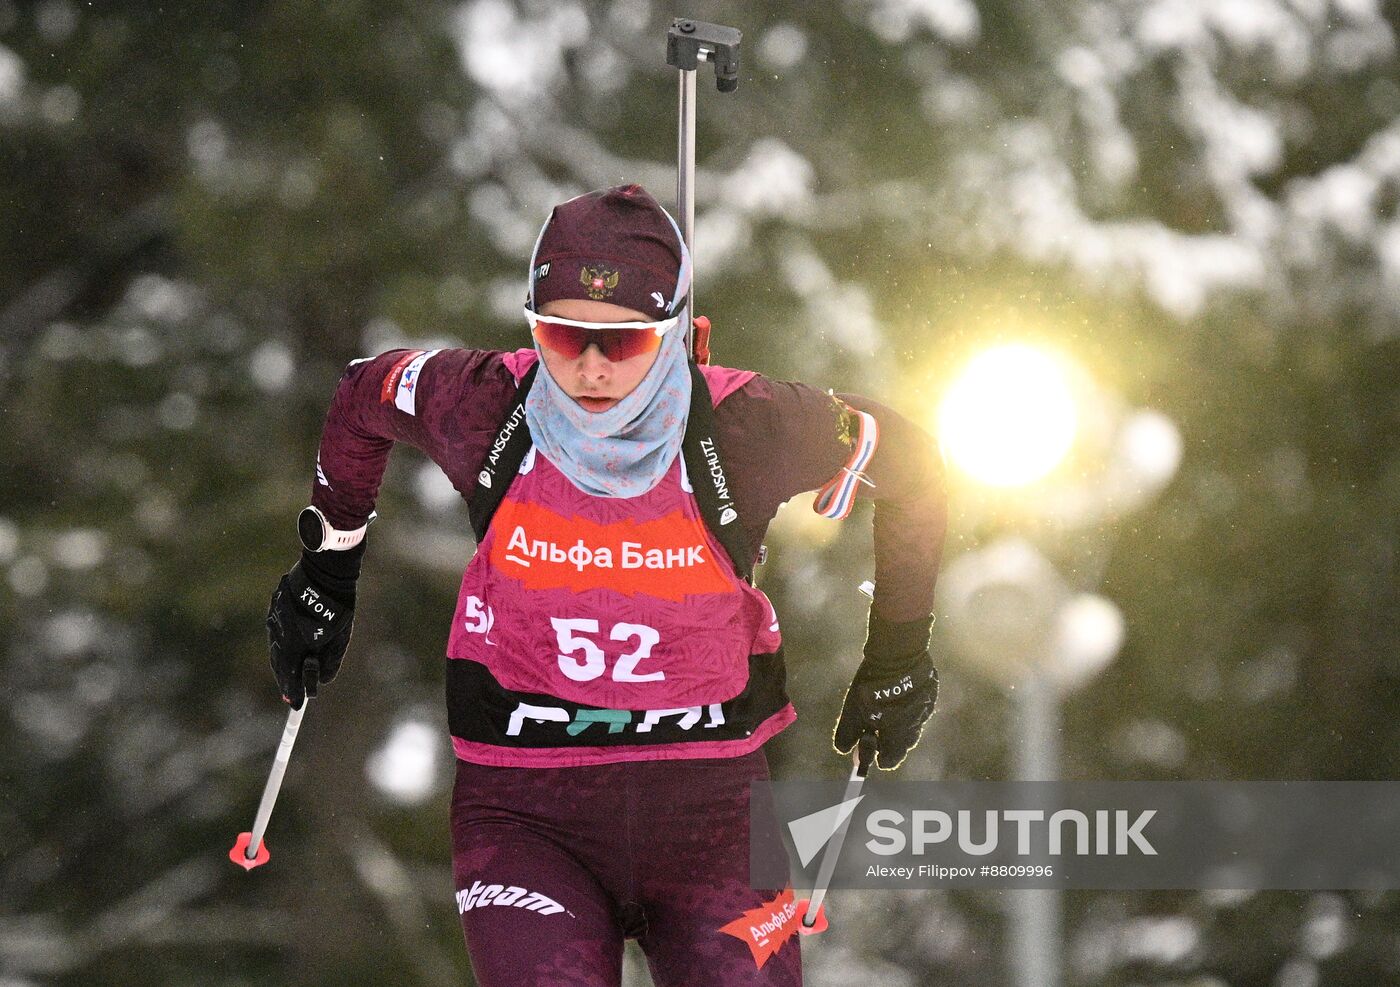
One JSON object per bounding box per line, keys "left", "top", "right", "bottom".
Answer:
{"left": 936, "top": 343, "right": 1078, "bottom": 488}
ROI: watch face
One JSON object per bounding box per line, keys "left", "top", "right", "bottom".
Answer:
{"left": 297, "top": 507, "right": 325, "bottom": 552}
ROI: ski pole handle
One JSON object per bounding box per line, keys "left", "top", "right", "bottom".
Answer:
{"left": 855, "top": 734, "right": 876, "bottom": 778}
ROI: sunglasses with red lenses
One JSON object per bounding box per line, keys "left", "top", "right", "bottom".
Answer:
{"left": 525, "top": 308, "right": 678, "bottom": 362}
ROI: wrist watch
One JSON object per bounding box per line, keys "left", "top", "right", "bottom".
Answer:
{"left": 297, "top": 505, "right": 373, "bottom": 552}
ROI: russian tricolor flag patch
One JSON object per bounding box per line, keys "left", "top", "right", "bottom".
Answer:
{"left": 813, "top": 406, "right": 878, "bottom": 520}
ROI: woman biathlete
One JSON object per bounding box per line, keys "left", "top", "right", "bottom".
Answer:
{"left": 266, "top": 184, "right": 946, "bottom": 985}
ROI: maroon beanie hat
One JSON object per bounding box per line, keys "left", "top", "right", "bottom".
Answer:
{"left": 527, "top": 184, "right": 693, "bottom": 319}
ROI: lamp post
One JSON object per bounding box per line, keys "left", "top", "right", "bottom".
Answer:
{"left": 935, "top": 343, "right": 1179, "bottom": 986}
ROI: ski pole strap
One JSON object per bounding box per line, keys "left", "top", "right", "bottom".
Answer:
{"left": 469, "top": 363, "right": 540, "bottom": 542}
{"left": 681, "top": 361, "right": 754, "bottom": 582}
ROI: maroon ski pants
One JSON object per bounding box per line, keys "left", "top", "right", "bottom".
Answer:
{"left": 449, "top": 748, "right": 803, "bottom": 986}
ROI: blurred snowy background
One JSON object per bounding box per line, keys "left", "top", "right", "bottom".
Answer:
{"left": 2, "top": 0, "right": 1399, "bottom": 984}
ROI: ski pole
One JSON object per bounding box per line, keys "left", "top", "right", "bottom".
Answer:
{"left": 797, "top": 734, "right": 876, "bottom": 934}
{"left": 795, "top": 581, "right": 880, "bottom": 932}
{"left": 666, "top": 17, "right": 741, "bottom": 358}
{"left": 229, "top": 685, "right": 312, "bottom": 871}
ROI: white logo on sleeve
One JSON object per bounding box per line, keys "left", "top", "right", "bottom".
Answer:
{"left": 394, "top": 349, "right": 440, "bottom": 416}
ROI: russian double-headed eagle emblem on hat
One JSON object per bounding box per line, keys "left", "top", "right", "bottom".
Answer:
{"left": 580, "top": 266, "right": 620, "bottom": 300}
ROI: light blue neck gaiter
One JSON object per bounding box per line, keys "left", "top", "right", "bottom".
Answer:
{"left": 524, "top": 324, "right": 692, "bottom": 499}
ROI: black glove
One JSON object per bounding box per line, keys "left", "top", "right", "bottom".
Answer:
{"left": 266, "top": 542, "right": 363, "bottom": 709}
{"left": 833, "top": 612, "right": 938, "bottom": 770}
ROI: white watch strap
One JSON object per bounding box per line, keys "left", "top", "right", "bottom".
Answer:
{"left": 304, "top": 505, "right": 370, "bottom": 551}
{"left": 323, "top": 523, "right": 368, "bottom": 551}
